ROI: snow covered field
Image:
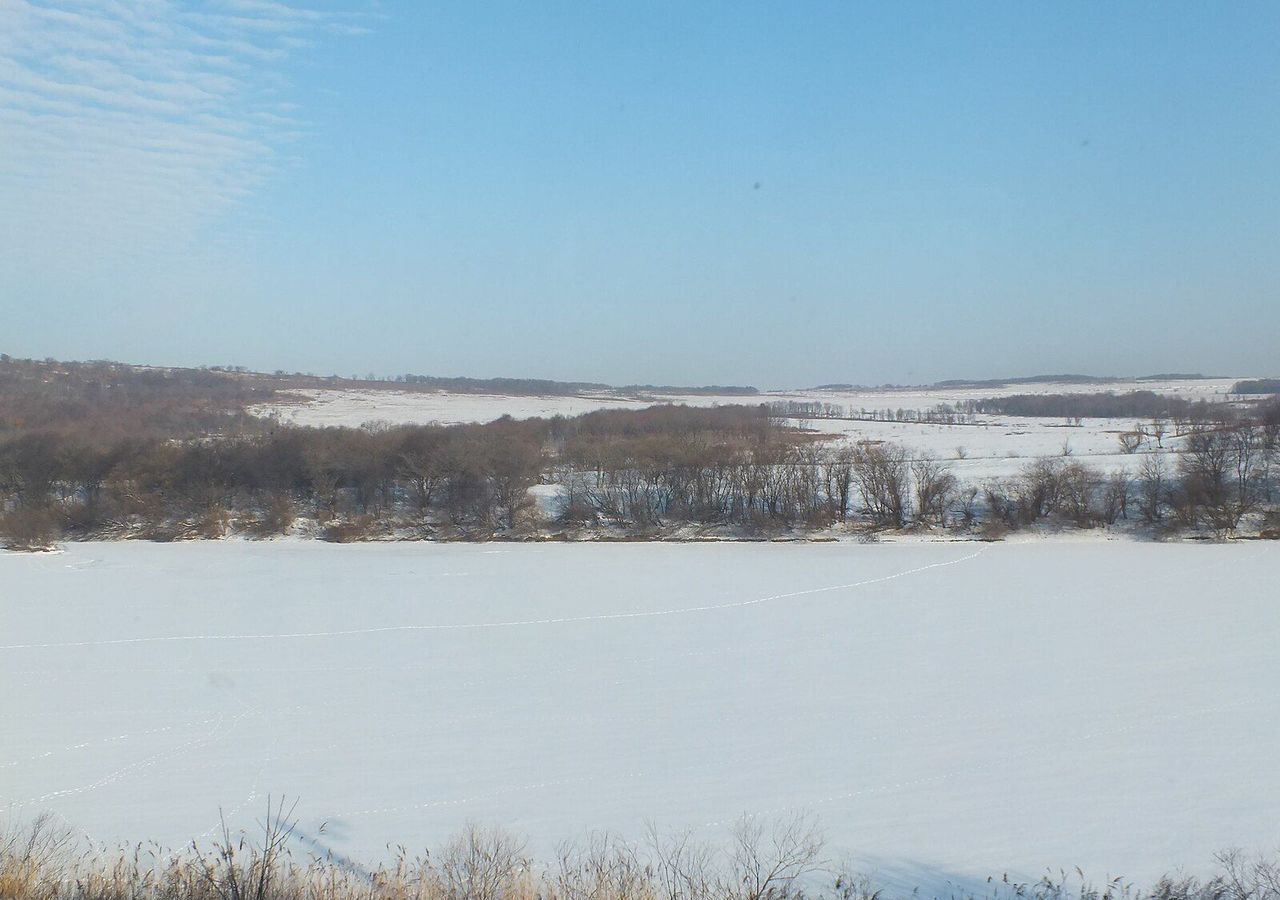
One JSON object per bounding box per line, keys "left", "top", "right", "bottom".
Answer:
{"left": 252, "top": 377, "right": 1245, "bottom": 430}
{"left": 250, "top": 377, "right": 1248, "bottom": 482}
{"left": 3, "top": 540, "right": 1277, "bottom": 891}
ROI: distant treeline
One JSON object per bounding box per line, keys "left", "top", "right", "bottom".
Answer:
{"left": 397, "top": 374, "right": 612, "bottom": 394}
{"left": 807, "top": 374, "right": 1215, "bottom": 393}
{"left": 622, "top": 384, "right": 759, "bottom": 396}
{"left": 1232, "top": 379, "right": 1280, "bottom": 395}
{"left": 933, "top": 373, "right": 1212, "bottom": 388}
{"left": 312, "top": 374, "right": 759, "bottom": 397}
{"left": 0, "top": 353, "right": 759, "bottom": 409}
{"left": 0, "top": 355, "right": 275, "bottom": 437}
{"left": 375, "top": 375, "right": 758, "bottom": 396}
{"left": 962, "top": 391, "right": 1227, "bottom": 421}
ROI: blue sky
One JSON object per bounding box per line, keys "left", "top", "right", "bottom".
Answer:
{"left": 1, "top": 1, "right": 1277, "bottom": 387}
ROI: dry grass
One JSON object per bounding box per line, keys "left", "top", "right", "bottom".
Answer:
{"left": 3, "top": 805, "right": 1279, "bottom": 900}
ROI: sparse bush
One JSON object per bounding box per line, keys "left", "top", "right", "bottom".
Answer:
{"left": 1118, "top": 431, "right": 1144, "bottom": 454}
{"left": 1058, "top": 461, "right": 1097, "bottom": 527}
{"left": 194, "top": 505, "right": 230, "bottom": 539}
{"left": 1261, "top": 509, "right": 1280, "bottom": 539}
{"left": 851, "top": 442, "right": 909, "bottom": 527}
{"left": 438, "top": 825, "right": 530, "bottom": 900}
{"left": 320, "top": 516, "right": 377, "bottom": 543}
{"left": 911, "top": 454, "right": 956, "bottom": 527}
{"left": 0, "top": 506, "right": 60, "bottom": 551}
{"left": 955, "top": 486, "right": 979, "bottom": 528}
{"left": 1101, "top": 470, "right": 1131, "bottom": 524}
{"left": 724, "top": 813, "right": 824, "bottom": 900}
{"left": 239, "top": 495, "right": 296, "bottom": 539}
{"left": 1137, "top": 455, "right": 1168, "bottom": 524}
{"left": 979, "top": 519, "right": 1011, "bottom": 541}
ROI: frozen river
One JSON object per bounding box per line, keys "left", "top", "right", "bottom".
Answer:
{"left": 2, "top": 539, "right": 1277, "bottom": 890}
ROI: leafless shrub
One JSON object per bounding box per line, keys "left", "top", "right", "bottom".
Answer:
{"left": 645, "top": 824, "right": 716, "bottom": 900}
{"left": 194, "top": 505, "right": 230, "bottom": 540}
{"left": 911, "top": 454, "right": 957, "bottom": 527}
{"left": 1178, "top": 426, "right": 1267, "bottom": 532}
{"left": 1136, "top": 454, "right": 1167, "bottom": 524}
{"left": 827, "top": 862, "right": 882, "bottom": 900}
{"left": 1058, "top": 462, "right": 1097, "bottom": 527}
{"left": 723, "top": 813, "right": 825, "bottom": 900}
{"left": 1149, "top": 418, "right": 1168, "bottom": 448}
{"left": 554, "top": 834, "right": 649, "bottom": 900}
{"left": 320, "top": 516, "right": 377, "bottom": 543}
{"left": 438, "top": 824, "right": 530, "bottom": 900}
{"left": 851, "top": 442, "right": 909, "bottom": 528}
{"left": 196, "top": 798, "right": 297, "bottom": 900}
{"left": 1118, "top": 431, "right": 1144, "bottom": 454}
{"left": 955, "top": 486, "right": 979, "bottom": 528}
{"left": 980, "top": 519, "right": 1011, "bottom": 541}
{"left": 1101, "top": 470, "right": 1131, "bottom": 524}
{"left": 0, "top": 506, "right": 60, "bottom": 551}
{"left": 239, "top": 496, "right": 295, "bottom": 539}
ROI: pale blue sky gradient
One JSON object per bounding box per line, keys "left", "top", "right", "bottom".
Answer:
{"left": 2, "top": 1, "right": 1277, "bottom": 387}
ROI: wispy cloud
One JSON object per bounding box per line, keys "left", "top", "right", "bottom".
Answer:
{"left": 0, "top": 0, "right": 365, "bottom": 274}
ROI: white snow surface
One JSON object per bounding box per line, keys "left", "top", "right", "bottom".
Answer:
{"left": 3, "top": 539, "right": 1278, "bottom": 890}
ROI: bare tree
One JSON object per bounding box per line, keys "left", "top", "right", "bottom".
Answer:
{"left": 1229, "top": 425, "right": 1266, "bottom": 522}
{"left": 1150, "top": 417, "right": 1168, "bottom": 448}
{"left": 396, "top": 427, "right": 449, "bottom": 516}
{"left": 485, "top": 434, "right": 544, "bottom": 531}
{"left": 724, "top": 813, "right": 824, "bottom": 900}
{"left": 955, "top": 485, "right": 979, "bottom": 528}
{"left": 646, "top": 824, "right": 715, "bottom": 900}
{"left": 1018, "top": 457, "right": 1065, "bottom": 522}
{"left": 1179, "top": 426, "right": 1260, "bottom": 531}
{"left": 1101, "top": 469, "right": 1131, "bottom": 524}
{"left": 822, "top": 445, "right": 856, "bottom": 522}
{"left": 911, "top": 453, "right": 956, "bottom": 527}
{"left": 1058, "top": 461, "right": 1097, "bottom": 527}
{"left": 1118, "top": 430, "right": 1144, "bottom": 454}
{"left": 851, "top": 442, "right": 909, "bottom": 527}
{"left": 438, "top": 824, "right": 529, "bottom": 900}
{"left": 1137, "top": 453, "right": 1167, "bottom": 524}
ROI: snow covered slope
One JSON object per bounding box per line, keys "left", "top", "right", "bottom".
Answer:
{"left": 2, "top": 540, "right": 1277, "bottom": 890}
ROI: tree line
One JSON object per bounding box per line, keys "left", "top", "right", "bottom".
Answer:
{"left": 1231, "top": 378, "right": 1280, "bottom": 395}
{"left": 960, "top": 390, "right": 1231, "bottom": 422}
{"left": 0, "top": 404, "right": 807, "bottom": 547}
{"left": 0, "top": 355, "right": 276, "bottom": 437}
{"left": 3, "top": 399, "right": 1277, "bottom": 548}
{"left": 2, "top": 356, "right": 1277, "bottom": 549}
